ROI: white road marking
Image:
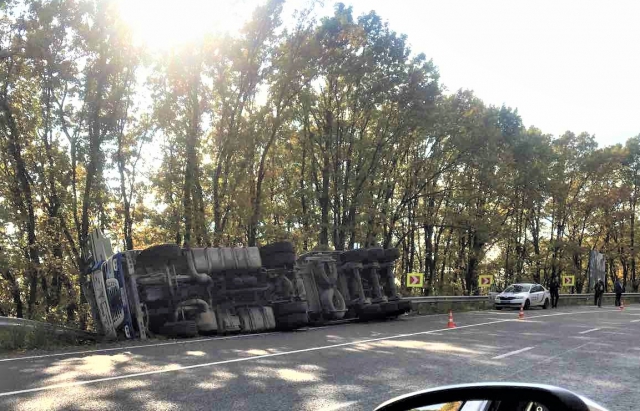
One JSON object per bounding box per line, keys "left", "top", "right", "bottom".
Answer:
{"left": 631, "top": 319, "right": 640, "bottom": 323}
{"left": 492, "top": 346, "right": 534, "bottom": 359}
{"left": 501, "top": 342, "right": 593, "bottom": 378}
{"left": 475, "top": 312, "right": 515, "bottom": 316}
{"left": 0, "top": 308, "right": 621, "bottom": 397}
{"left": 0, "top": 332, "right": 280, "bottom": 363}
{"left": 578, "top": 328, "right": 600, "bottom": 335}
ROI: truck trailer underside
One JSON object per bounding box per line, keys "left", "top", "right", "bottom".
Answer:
{"left": 84, "top": 230, "right": 411, "bottom": 340}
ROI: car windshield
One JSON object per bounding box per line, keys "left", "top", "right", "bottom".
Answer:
{"left": 504, "top": 285, "right": 531, "bottom": 293}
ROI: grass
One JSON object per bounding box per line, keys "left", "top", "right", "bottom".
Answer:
{"left": 0, "top": 323, "right": 81, "bottom": 353}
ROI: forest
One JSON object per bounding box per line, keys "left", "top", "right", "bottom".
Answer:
{"left": 0, "top": 0, "right": 639, "bottom": 328}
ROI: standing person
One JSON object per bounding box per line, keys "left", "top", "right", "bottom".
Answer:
{"left": 614, "top": 278, "right": 625, "bottom": 307}
{"left": 549, "top": 276, "right": 560, "bottom": 309}
{"left": 594, "top": 279, "right": 605, "bottom": 307}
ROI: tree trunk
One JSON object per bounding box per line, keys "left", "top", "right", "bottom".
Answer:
{"left": 1, "top": 270, "right": 23, "bottom": 318}
{"left": 0, "top": 98, "right": 40, "bottom": 318}
{"left": 318, "top": 111, "right": 332, "bottom": 247}
{"left": 630, "top": 192, "right": 636, "bottom": 289}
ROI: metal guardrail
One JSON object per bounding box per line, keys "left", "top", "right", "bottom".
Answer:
{"left": 406, "top": 292, "right": 640, "bottom": 303}
{"left": 406, "top": 295, "right": 491, "bottom": 302}
{"left": 0, "top": 316, "right": 97, "bottom": 341}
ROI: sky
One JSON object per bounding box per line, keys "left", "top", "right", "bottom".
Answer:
{"left": 118, "top": 0, "right": 640, "bottom": 147}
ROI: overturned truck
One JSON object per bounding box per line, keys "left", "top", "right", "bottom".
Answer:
{"left": 84, "top": 230, "right": 411, "bottom": 340}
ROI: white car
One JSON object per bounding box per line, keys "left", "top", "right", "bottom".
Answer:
{"left": 494, "top": 283, "right": 550, "bottom": 310}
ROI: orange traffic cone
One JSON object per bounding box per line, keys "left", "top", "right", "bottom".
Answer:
{"left": 447, "top": 310, "right": 456, "bottom": 328}
{"left": 620, "top": 299, "right": 625, "bottom": 311}
{"left": 518, "top": 304, "right": 525, "bottom": 320}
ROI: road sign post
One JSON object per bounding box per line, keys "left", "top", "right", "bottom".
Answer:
{"left": 406, "top": 273, "right": 424, "bottom": 288}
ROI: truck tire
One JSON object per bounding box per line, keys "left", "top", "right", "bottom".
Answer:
{"left": 321, "top": 288, "right": 346, "bottom": 319}
{"left": 397, "top": 299, "right": 411, "bottom": 313}
{"left": 382, "top": 248, "right": 400, "bottom": 262}
{"left": 160, "top": 320, "right": 198, "bottom": 338}
{"left": 260, "top": 241, "right": 295, "bottom": 257}
{"left": 356, "top": 303, "right": 382, "bottom": 321}
{"left": 262, "top": 252, "right": 296, "bottom": 269}
{"left": 366, "top": 248, "right": 385, "bottom": 263}
{"left": 340, "top": 249, "right": 368, "bottom": 263}
{"left": 276, "top": 312, "right": 309, "bottom": 330}
{"left": 137, "top": 244, "right": 181, "bottom": 265}
{"left": 381, "top": 301, "right": 398, "bottom": 315}
{"left": 272, "top": 300, "right": 308, "bottom": 317}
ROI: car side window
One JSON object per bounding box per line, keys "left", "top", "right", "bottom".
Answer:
{"left": 532, "top": 285, "right": 542, "bottom": 293}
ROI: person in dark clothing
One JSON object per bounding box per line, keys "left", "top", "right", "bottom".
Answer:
{"left": 594, "top": 279, "right": 605, "bottom": 307}
{"left": 549, "top": 277, "right": 560, "bottom": 308}
{"left": 614, "top": 278, "right": 624, "bottom": 307}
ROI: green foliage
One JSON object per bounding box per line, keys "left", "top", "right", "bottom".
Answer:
{"left": 0, "top": 0, "right": 639, "bottom": 332}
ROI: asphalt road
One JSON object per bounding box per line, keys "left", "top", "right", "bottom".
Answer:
{"left": 0, "top": 305, "right": 638, "bottom": 411}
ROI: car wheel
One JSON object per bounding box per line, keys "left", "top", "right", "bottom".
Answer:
{"left": 495, "top": 306, "right": 503, "bottom": 310}
{"left": 524, "top": 299, "right": 531, "bottom": 310}
{"left": 543, "top": 298, "right": 549, "bottom": 309}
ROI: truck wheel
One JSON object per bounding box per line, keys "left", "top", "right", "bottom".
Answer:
{"left": 381, "top": 301, "right": 398, "bottom": 315}
{"left": 262, "top": 252, "right": 296, "bottom": 269}
{"left": 260, "top": 241, "right": 295, "bottom": 256}
{"left": 366, "top": 248, "right": 385, "bottom": 263}
{"left": 321, "top": 288, "right": 346, "bottom": 319}
{"left": 276, "top": 312, "right": 309, "bottom": 330}
{"left": 339, "top": 249, "right": 368, "bottom": 263}
{"left": 160, "top": 320, "right": 198, "bottom": 338}
{"left": 136, "top": 244, "right": 182, "bottom": 265}
{"left": 272, "top": 300, "right": 308, "bottom": 317}
{"left": 382, "top": 248, "right": 400, "bottom": 262}
{"left": 356, "top": 303, "right": 382, "bottom": 321}
{"left": 397, "top": 299, "right": 412, "bottom": 313}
